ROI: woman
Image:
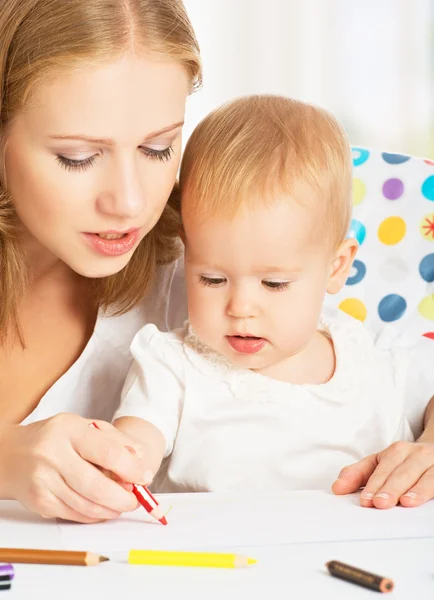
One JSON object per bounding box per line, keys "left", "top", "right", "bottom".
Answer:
{"left": 0, "top": 0, "right": 201, "bottom": 523}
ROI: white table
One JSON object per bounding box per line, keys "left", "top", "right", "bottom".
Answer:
{"left": 1, "top": 494, "right": 433, "bottom": 599}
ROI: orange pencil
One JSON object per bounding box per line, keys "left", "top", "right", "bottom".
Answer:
{"left": 0, "top": 548, "right": 108, "bottom": 567}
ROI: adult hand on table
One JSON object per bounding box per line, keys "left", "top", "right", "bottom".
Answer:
{"left": 0, "top": 413, "right": 149, "bottom": 523}
{"left": 332, "top": 441, "right": 434, "bottom": 509}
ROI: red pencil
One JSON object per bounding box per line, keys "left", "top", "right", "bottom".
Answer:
{"left": 89, "top": 422, "right": 167, "bottom": 525}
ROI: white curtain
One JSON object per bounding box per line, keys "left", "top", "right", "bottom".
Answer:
{"left": 184, "top": 0, "right": 433, "bottom": 157}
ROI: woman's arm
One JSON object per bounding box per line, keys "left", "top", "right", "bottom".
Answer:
{"left": 417, "top": 396, "right": 434, "bottom": 443}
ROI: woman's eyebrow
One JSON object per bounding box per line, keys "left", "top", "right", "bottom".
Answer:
{"left": 48, "top": 121, "right": 184, "bottom": 145}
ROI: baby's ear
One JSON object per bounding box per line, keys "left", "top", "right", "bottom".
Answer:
{"left": 326, "top": 238, "right": 358, "bottom": 294}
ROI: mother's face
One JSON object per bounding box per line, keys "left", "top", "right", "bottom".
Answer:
{"left": 4, "top": 53, "right": 189, "bottom": 277}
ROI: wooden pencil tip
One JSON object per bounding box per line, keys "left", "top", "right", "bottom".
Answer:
{"left": 99, "top": 556, "right": 110, "bottom": 563}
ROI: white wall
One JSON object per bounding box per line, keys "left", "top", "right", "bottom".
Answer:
{"left": 183, "top": 0, "right": 433, "bottom": 157}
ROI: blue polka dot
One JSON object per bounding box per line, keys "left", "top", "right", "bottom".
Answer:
{"left": 352, "top": 148, "right": 370, "bottom": 167}
{"left": 378, "top": 294, "right": 407, "bottom": 322}
{"left": 348, "top": 219, "right": 366, "bottom": 245}
{"left": 346, "top": 260, "right": 366, "bottom": 285}
{"left": 382, "top": 152, "right": 411, "bottom": 165}
{"left": 422, "top": 176, "right": 434, "bottom": 201}
{"left": 419, "top": 253, "right": 434, "bottom": 282}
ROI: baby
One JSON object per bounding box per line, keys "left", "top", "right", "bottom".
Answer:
{"left": 114, "top": 95, "right": 434, "bottom": 509}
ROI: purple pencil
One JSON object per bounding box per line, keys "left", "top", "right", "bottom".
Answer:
{"left": 0, "top": 564, "right": 14, "bottom": 580}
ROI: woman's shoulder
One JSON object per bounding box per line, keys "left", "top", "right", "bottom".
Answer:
{"left": 95, "top": 258, "right": 187, "bottom": 353}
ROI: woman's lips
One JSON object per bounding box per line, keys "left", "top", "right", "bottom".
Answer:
{"left": 226, "top": 335, "right": 267, "bottom": 354}
{"left": 82, "top": 230, "right": 140, "bottom": 256}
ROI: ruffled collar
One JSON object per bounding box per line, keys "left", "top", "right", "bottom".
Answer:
{"left": 182, "top": 314, "right": 375, "bottom": 404}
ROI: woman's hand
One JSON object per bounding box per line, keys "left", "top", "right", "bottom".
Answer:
{"left": 332, "top": 441, "right": 434, "bottom": 508}
{"left": 0, "top": 413, "right": 150, "bottom": 523}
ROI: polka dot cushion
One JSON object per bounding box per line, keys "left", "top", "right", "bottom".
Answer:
{"left": 324, "top": 147, "right": 434, "bottom": 340}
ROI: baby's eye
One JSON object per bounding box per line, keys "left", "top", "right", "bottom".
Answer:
{"left": 199, "top": 275, "right": 226, "bottom": 287}
{"left": 262, "top": 280, "right": 291, "bottom": 291}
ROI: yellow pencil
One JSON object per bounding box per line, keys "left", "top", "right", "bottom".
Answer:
{"left": 128, "top": 549, "right": 257, "bottom": 569}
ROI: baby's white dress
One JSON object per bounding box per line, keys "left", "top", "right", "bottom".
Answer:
{"left": 114, "top": 309, "right": 434, "bottom": 492}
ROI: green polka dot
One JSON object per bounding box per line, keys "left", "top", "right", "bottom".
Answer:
{"left": 352, "top": 178, "right": 366, "bottom": 206}
{"left": 418, "top": 295, "right": 434, "bottom": 320}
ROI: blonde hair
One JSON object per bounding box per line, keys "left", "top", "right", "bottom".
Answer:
{"left": 180, "top": 95, "right": 352, "bottom": 249}
{"left": 0, "top": 0, "right": 201, "bottom": 339}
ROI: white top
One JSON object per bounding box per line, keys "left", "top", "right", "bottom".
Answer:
{"left": 22, "top": 260, "right": 187, "bottom": 426}
{"left": 114, "top": 310, "right": 434, "bottom": 493}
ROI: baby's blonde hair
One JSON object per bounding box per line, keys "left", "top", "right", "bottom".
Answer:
{"left": 179, "top": 95, "right": 352, "bottom": 249}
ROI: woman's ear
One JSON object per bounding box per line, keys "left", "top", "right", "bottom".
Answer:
{"left": 326, "top": 238, "right": 358, "bottom": 295}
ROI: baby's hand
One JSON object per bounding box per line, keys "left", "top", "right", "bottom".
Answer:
{"left": 332, "top": 441, "right": 434, "bottom": 508}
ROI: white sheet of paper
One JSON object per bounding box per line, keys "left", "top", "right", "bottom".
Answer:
{"left": 56, "top": 491, "right": 434, "bottom": 552}
{"left": 0, "top": 501, "right": 61, "bottom": 549}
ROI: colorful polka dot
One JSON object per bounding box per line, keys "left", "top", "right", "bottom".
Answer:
{"left": 424, "top": 160, "right": 434, "bottom": 166}
{"left": 378, "top": 294, "right": 407, "bottom": 322}
{"left": 353, "top": 178, "right": 366, "bottom": 206}
{"left": 382, "top": 152, "right": 411, "bottom": 165}
{"left": 378, "top": 216, "right": 406, "bottom": 245}
{"left": 418, "top": 295, "right": 434, "bottom": 320}
{"left": 339, "top": 298, "right": 367, "bottom": 322}
{"left": 419, "top": 254, "right": 434, "bottom": 282}
{"left": 422, "top": 175, "right": 434, "bottom": 201}
{"left": 423, "top": 332, "right": 434, "bottom": 340}
{"left": 382, "top": 178, "right": 404, "bottom": 200}
{"left": 352, "top": 148, "right": 370, "bottom": 167}
{"left": 346, "top": 259, "right": 366, "bottom": 285}
{"left": 420, "top": 213, "right": 434, "bottom": 240}
{"left": 379, "top": 257, "right": 409, "bottom": 283}
{"left": 348, "top": 219, "right": 366, "bottom": 245}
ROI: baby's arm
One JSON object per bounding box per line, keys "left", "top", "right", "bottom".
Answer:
{"left": 112, "top": 324, "right": 185, "bottom": 485}
{"left": 113, "top": 417, "right": 166, "bottom": 482}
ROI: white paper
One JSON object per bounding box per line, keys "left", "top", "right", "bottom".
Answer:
{"left": 56, "top": 491, "right": 434, "bottom": 552}
{"left": 0, "top": 501, "right": 62, "bottom": 548}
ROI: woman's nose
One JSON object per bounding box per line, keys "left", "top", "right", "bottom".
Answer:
{"left": 96, "top": 157, "right": 145, "bottom": 220}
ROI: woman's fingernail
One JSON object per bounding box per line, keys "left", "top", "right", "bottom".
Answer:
{"left": 374, "top": 492, "right": 390, "bottom": 499}
{"left": 360, "top": 491, "right": 374, "bottom": 500}
{"left": 402, "top": 492, "right": 418, "bottom": 499}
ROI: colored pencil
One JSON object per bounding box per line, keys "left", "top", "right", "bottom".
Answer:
{"left": 128, "top": 549, "right": 257, "bottom": 569}
{"left": 0, "top": 549, "right": 108, "bottom": 567}
{"left": 326, "top": 560, "right": 394, "bottom": 593}
{"left": 90, "top": 422, "right": 167, "bottom": 525}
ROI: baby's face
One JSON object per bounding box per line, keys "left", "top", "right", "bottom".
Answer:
{"left": 183, "top": 197, "right": 335, "bottom": 370}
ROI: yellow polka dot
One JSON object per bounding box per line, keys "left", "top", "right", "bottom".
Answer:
{"left": 418, "top": 295, "right": 434, "bottom": 320}
{"left": 378, "top": 216, "right": 406, "bottom": 245}
{"left": 420, "top": 213, "right": 434, "bottom": 241}
{"left": 352, "top": 178, "right": 366, "bottom": 206}
{"left": 339, "top": 298, "right": 367, "bottom": 322}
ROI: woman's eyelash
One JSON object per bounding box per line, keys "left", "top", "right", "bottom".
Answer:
{"left": 141, "top": 145, "right": 174, "bottom": 162}
{"left": 199, "top": 275, "right": 226, "bottom": 287}
{"left": 263, "top": 281, "right": 291, "bottom": 291}
{"left": 56, "top": 145, "right": 174, "bottom": 172}
{"left": 56, "top": 155, "right": 96, "bottom": 172}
